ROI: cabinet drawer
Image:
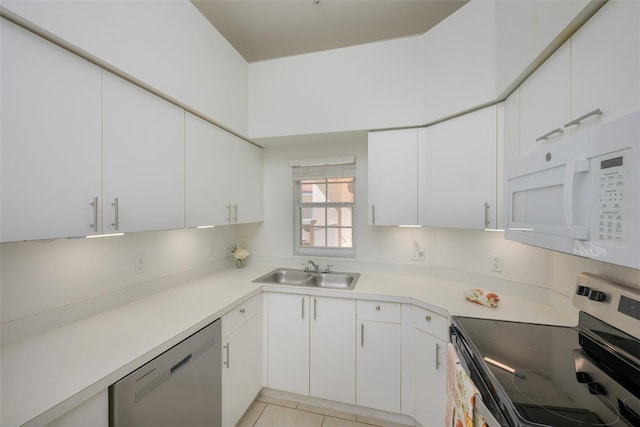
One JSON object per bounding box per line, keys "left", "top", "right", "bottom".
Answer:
{"left": 413, "top": 306, "right": 448, "bottom": 341}
{"left": 357, "top": 300, "right": 401, "bottom": 324}
{"left": 222, "top": 294, "right": 259, "bottom": 338}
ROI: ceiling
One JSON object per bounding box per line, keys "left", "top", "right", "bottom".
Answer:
{"left": 191, "top": 0, "right": 468, "bottom": 63}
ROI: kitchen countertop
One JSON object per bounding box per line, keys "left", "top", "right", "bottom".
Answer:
{"left": 0, "top": 265, "right": 577, "bottom": 427}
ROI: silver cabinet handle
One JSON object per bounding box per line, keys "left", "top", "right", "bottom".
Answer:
{"left": 372, "top": 204, "right": 376, "bottom": 225}
{"left": 564, "top": 109, "right": 602, "bottom": 128}
{"left": 223, "top": 342, "right": 229, "bottom": 368}
{"left": 239, "top": 308, "right": 245, "bottom": 314}
{"left": 111, "top": 197, "right": 119, "bottom": 230}
{"left": 425, "top": 315, "right": 432, "bottom": 321}
{"left": 233, "top": 204, "right": 238, "bottom": 223}
{"left": 361, "top": 323, "right": 364, "bottom": 346}
{"left": 226, "top": 205, "right": 231, "bottom": 223}
{"left": 302, "top": 297, "right": 305, "bottom": 319}
{"left": 435, "top": 343, "right": 441, "bottom": 369}
{"left": 535, "top": 127, "right": 563, "bottom": 142}
{"left": 90, "top": 197, "right": 98, "bottom": 232}
{"left": 484, "top": 202, "right": 490, "bottom": 228}
{"left": 375, "top": 304, "right": 381, "bottom": 311}
{"left": 314, "top": 298, "right": 317, "bottom": 319}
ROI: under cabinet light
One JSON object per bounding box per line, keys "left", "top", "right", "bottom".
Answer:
{"left": 398, "top": 225, "right": 422, "bottom": 228}
{"left": 484, "top": 228, "right": 505, "bottom": 232}
{"left": 86, "top": 233, "right": 125, "bottom": 239}
{"left": 196, "top": 225, "right": 215, "bottom": 229}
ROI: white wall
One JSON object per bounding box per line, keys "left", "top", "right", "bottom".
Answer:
{"left": 1, "top": 0, "right": 249, "bottom": 135}
{"left": 0, "top": 227, "right": 238, "bottom": 347}
{"left": 248, "top": 0, "right": 594, "bottom": 139}
{"left": 494, "top": 0, "right": 592, "bottom": 96}
{"left": 248, "top": 35, "right": 424, "bottom": 138}
{"left": 420, "top": 0, "right": 497, "bottom": 122}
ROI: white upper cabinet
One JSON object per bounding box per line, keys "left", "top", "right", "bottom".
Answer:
{"left": 185, "top": 113, "right": 232, "bottom": 227}
{"left": 102, "top": 72, "right": 185, "bottom": 234}
{"left": 185, "top": 112, "right": 263, "bottom": 227}
{"left": 368, "top": 128, "right": 425, "bottom": 226}
{"left": 230, "top": 141, "right": 263, "bottom": 224}
{"left": 570, "top": 0, "right": 640, "bottom": 134}
{"left": 427, "top": 105, "right": 499, "bottom": 230}
{"left": 519, "top": 41, "right": 571, "bottom": 156}
{"left": 1, "top": 19, "right": 102, "bottom": 242}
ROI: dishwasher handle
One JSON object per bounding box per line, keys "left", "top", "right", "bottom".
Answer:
{"left": 132, "top": 335, "right": 217, "bottom": 404}
{"left": 170, "top": 354, "right": 193, "bottom": 375}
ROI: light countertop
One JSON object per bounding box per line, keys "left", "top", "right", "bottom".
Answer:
{"left": 1, "top": 265, "right": 576, "bottom": 426}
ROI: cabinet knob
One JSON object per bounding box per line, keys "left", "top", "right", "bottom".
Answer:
{"left": 425, "top": 315, "right": 432, "bottom": 321}
{"left": 375, "top": 304, "right": 381, "bottom": 311}
{"left": 239, "top": 308, "right": 246, "bottom": 314}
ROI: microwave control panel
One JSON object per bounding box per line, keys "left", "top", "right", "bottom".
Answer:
{"left": 595, "top": 149, "right": 629, "bottom": 243}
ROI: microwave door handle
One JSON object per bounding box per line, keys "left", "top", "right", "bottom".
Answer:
{"left": 563, "top": 158, "right": 590, "bottom": 240}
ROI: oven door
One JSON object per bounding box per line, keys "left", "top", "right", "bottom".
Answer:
{"left": 450, "top": 324, "right": 509, "bottom": 426}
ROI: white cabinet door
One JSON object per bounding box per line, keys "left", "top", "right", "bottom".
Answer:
{"left": 230, "top": 141, "right": 264, "bottom": 224}
{"left": 185, "top": 113, "right": 232, "bottom": 227}
{"left": 266, "top": 293, "right": 310, "bottom": 395}
{"left": 368, "top": 129, "right": 418, "bottom": 226}
{"left": 222, "top": 314, "right": 261, "bottom": 427}
{"left": 310, "top": 296, "right": 356, "bottom": 404}
{"left": 102, "top": 72, "right": 185, "bottom": 233}
{"left": 413, "top": 329, "right": 446, "bottom": 427}
{"left": 1, "top": 19, "right": 102, "bottom": 242}
{"left": 427, "top": 106, "right": 498, "bottom": 229}
{"left": 518, "top": 41, "right": 571, "bottom": 156}
{"left": 571, "top": 0, "right": 640, "bottom": 135}
{"left": 356, "top": 320, "right": 401, "bottom": 413}
{"left": 45, "top": 390, "right": 108, "bottom": 427}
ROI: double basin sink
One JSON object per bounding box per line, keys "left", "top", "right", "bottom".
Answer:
{"left": 253, "top": 268, "right": 360, "bottom": 290}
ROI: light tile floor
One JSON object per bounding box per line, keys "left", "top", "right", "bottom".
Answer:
{"left": 236, "top": 394, "right": 413, "bottom": 427}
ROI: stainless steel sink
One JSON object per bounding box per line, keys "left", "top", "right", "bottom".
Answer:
{"left": 253, "top": 268, "right": 360, "bottom": 290}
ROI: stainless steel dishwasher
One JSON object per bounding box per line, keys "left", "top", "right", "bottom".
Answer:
{"left": 110, "top": 319, "right": 221, "bottom": 427}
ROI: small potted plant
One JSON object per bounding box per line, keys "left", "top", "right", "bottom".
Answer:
{"left": 230, "top": 243, "right": 250, "bottom": 268}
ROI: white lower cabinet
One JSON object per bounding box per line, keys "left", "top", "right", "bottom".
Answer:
{"left": 411, "top": 307, "right": 448, "bottom": 427}
{"left": 266, "top": 293, "right": 356, "bottom": 403}
{"left": 356, "top": 301, "right": 402, "bottom": 413}
{"left": 310, "top": 296, "right": 356, "bottom": 404}
{"left": 45, "top": 390, "right": 108, "bottom": 427}
{"left": 266, "top": 293, "right": 310, "bottom": 395}
{"left": 221, "top": 296, "right": 262, "bottom": 427}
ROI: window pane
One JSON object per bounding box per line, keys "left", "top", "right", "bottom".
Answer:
{"left": 327, "top": 179, "right": 354, "bottom": 203}
{"left": 301, "top": 180, "right": 326, "bottom": 203}
{"left": 327, "top": 207, "right": 352, "bottom": 226}
{"left": 312, "top": 227, "right": 326, "bottom": 246}
{"left": 301, "top": 207, "right": 326, "bottom": 226}
{"left": 327, "top": 227, "right": 352, "bottom": 248}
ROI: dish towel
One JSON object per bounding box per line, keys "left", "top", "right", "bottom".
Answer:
{"left": 446, "top": 343, "right": 488, "bottom": 427}
{"left": 465, "top": 288, "right": 500, "bottom": 308}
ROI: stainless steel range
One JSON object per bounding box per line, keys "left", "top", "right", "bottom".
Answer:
{"left": 450, "top": 273, "right": 640, "bottom": 426}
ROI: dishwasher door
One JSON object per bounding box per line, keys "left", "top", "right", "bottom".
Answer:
{"left": 110, "top": 319, "right": 221, "bottom": 427}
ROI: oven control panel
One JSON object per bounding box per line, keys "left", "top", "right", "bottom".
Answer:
{"left": 574, "top": 273, "right": 640, "bottom": 339}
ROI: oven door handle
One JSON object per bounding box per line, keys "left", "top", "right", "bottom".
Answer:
{"left": 474, "top": 393, "right": 501, "bottom": 427}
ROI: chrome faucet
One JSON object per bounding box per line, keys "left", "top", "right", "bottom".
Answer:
{"left": 304, "top": 260, "right": 320, "bottom": 272}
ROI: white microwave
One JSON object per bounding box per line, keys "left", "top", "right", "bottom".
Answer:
{"left": 505, "top": 111, "right": 639, "bottom": 269}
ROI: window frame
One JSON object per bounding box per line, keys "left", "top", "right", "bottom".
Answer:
{"left": 293, "top": 177, "right": 356, "bottom": 257}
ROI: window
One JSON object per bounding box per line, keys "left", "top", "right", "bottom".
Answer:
{"left": 292, "top": 157, "right": 356, "bottom": 256}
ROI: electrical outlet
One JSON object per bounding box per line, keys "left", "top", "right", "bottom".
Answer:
{"left": 135, "top": 255, "right": 146, "bottom": 274}
{"left": 490, "top": 255, "right": 503, "bottom": 273}
{"left": 412, "top": 247, "right": 425, "bottom": 261}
